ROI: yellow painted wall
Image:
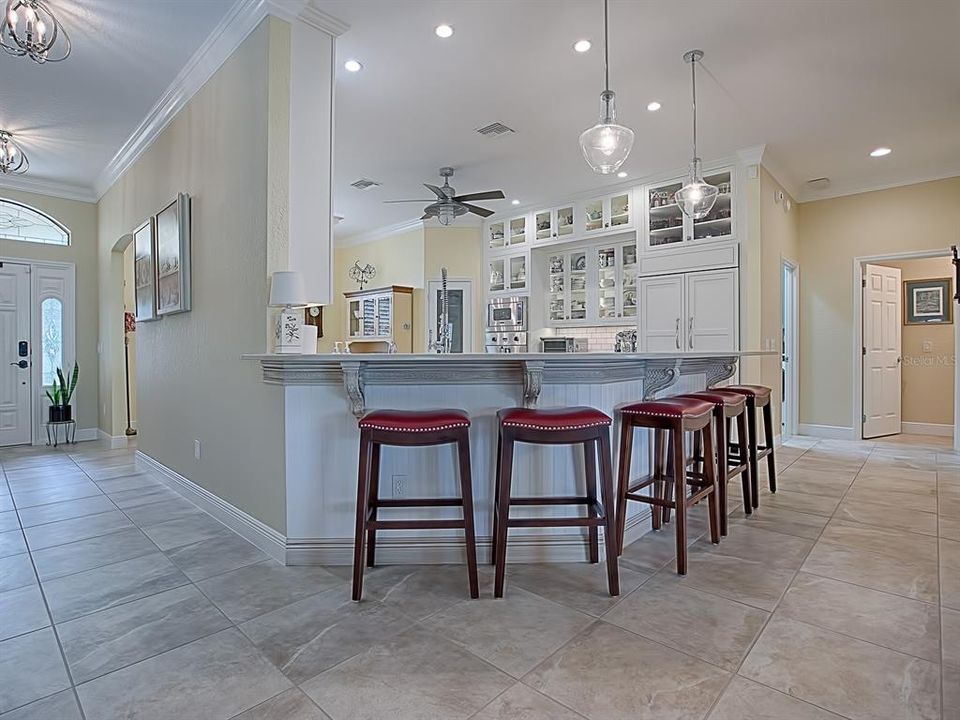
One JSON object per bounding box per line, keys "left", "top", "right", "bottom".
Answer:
{"left": 876, "top": 257, "right": 955, "bottom": 427}
{"left": 424, "top": 226, "right": 483, "bottom": 352}
{"left": 797, "top": 176, "right": 960, "bottom": 428}
{"left": 0, "top": 189, "right": 99, "bottom": 433}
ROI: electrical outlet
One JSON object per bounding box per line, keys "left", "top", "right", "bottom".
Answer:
{"left": 392, "top": 474, "right": 406, "bottom": 498}
{"left": 922, "top": 340, "right": 933, "bottom": 353}
{"left": 194, "top": 440, "right": 202, "bottom": 460}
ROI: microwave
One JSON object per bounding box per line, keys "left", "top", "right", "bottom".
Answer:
{"left": 541, "top": 337, "right": 589, "bottom": 353}
{"left": 486, "top": 296, "right": 527, "bottom": 330}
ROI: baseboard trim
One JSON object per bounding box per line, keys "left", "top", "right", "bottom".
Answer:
{"left": 135, "top": 451, "right": 287, "bottom": 563}
{"left": 901, "top": 422, "right": 954, "bottom": 438}
{"left": 286, "top": 508, "right": 654, "bottom": 566}
{"left": 797, "top": 423, "right": 856, "bottom": 440}
{"left": 97, "top": 429, "right": 131, "bottom": 449}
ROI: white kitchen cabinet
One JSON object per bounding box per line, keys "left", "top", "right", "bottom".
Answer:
{"left": 643, "top": 169, "right": 734, "bottom": 252}
{"left": 545, "top": 239, "right": 638, "bottom": 327}
{"left": 345, "top": 285, "right": 414, "bottom": 352}
{"left": 486, "top": 214, "right": 530, "bottom": 252}
{"left": 488, "top": 252, "right": 528, "bottom": 294}
{"left": 582, "top": 191, "right": 633, "bottom": 237}
{"left": 533, "top": 205, "right": 576, "bottom": 243}
{"left": 638, "top": 268, "right": 738, "bottom": 352}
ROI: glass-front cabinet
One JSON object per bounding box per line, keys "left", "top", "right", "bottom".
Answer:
{"left": 583, "top": 192, "right": 633, "bottom": 236}
{"left": 643, "top": 168, "right": 734, "bottom": 251}
{"left": 534, "top": 205, "right": 575, "bottom": 243}
{"left": 488, "top": 215, "right": 530, "bottom": 251}
{"left": 546, "top": 250, "right": 587, "bottom": 323}
{"left": 545, "top": 240, "right": 638, "bottom": 326}
{"left": 597, "top": 241, "right": 639, "bottom": 321}
{"left": 488, "top": 253, "right": 528, "bottom": 294}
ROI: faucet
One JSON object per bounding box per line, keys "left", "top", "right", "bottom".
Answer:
{"left": 428, "top": 267, "right": 453, "bottom": 353}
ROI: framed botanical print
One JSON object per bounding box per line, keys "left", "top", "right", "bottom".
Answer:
{"left": 133, "top": 218, "right": 157, "bottom": 322}
{"left": 155, "top": 193, "right": 192, "bottom": 316}
{"left": 904, "top": 277, "right": 953, "bottom": 325}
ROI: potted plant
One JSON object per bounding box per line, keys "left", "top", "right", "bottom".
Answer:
{"left": 45, "top": 363, "right": 78, "bottom": 423}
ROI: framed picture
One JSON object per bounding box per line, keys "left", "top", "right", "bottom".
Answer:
{"left": 132, "top": 218, "right": 157, "bottom": 322}
{"left": 155, "top": 193, "right": 192, "bottom": 316}
{"left": 904, "top": 277, "right": 953, "bottom": 325}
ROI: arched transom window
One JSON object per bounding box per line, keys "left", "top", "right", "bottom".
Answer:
{"left": 0, "top": 198, "right": 70, "bottom": 246}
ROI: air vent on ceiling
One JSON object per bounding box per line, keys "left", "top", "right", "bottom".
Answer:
{"left": 476, "top": 122, "right": 515, "bottom": 137}
{"left": 350, "top": 178, "right": 381, "bottom": 190}
{"left": 805, "top": 177, "right": 831, "bottom": 191}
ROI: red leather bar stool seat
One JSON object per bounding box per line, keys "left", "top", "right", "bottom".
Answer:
{"left": 723, "top": 384, "right": 777, "bottom": 504}
{"left": 493, "top": 406, "right": 619, "bottom": 598}
{"left": 615, "top": 396, "right": 721, "bottom": 575}
{"left": 359, "top": 409, "right": 470, "bottom": 433}
{"left": 677, "top": 390, "right": 753, "bottom": 535}
{"left": 352, "top": 409, "right": 478, "bottom": 602}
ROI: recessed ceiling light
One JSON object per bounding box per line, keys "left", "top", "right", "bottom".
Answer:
{"left": 870, "top": 147, "right": 892, "bottom": 157}
{"left": 617, "top": 171, "right": 628, "bottom": 178}
{"left": 344, "top": 59, "right": 362, "bottom": 72}
{"left": 573, "top": 39, "right": 591, "bottom": 53}
{"left": 511, "top": 199, "right": 520, "bottom": 205}
{"left": 435, "top": 24, "right": 454, "bottom": 38}
{"left": 647, "top": 101, "right": 661, "bottom": 112}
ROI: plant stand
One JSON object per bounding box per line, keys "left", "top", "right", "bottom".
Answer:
{"left": 45, "top": 420, "right": 76, "bottom": 447}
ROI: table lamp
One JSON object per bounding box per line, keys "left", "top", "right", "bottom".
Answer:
{"left": 269, "top": 271, "right": 307, "bottom": 353}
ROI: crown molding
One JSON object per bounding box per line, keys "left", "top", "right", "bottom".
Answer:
{"left": 336, "top": 218, "right": 425, "bottom": 248}
{"left": 93, "top": 0, "right": 348, "bottom": 200}
{"left": 796, "top": 168, "right": 960, "bottom": 204}
{"left": 735, "top": 144, "right": 766, "bottom": 167}
{"left": 0, "top": 174, "right": 97, "bottom": 203}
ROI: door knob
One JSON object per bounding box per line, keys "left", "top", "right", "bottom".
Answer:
{"left": 10, "top": 360, "right": 27, "bottom": 369}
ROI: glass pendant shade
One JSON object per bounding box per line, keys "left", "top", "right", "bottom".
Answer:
{"left": 579, "top": 91, "right": 635, "bottom": 175}
{"left": 436, "top": 205, "right": 455, "bottom": 226}
{"left": 674, "top": 159, "right": 718, "bottom": 219}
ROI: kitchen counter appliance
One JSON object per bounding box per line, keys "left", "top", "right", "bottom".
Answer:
{"left": 540, "top": 337, "right": 589, "bottom": 353}
{"left": 486, "top": 296, "right": 527, "bottom": 353}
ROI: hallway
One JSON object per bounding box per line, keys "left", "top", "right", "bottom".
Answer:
{"left": 0, "top": 435, "right": 956, "bottom": 719}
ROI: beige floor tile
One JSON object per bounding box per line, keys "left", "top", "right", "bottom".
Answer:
{"left": 778, "top": 573, "right": 941, "bottom": 662}
{"left": 679, "top": 548, "right": 798, "bottom": 611}
{"left": 423, "top": 586, "right": 593, "bottom": 677}
{"left": 523, "top": 622, "right": 729, "bottom": 720}
{"left": 708, "top": 676, "right": 844, "bottom": 720}
{"left": 843, "top": 486, "right": 938, "bottom": 514}
{"left": 301, "top": 626, "right": 512, "bottom": 720}
{"left": 604, "top": 573, "right": 769, "bottom": 670}
{"left": 230, "top": 688, "right": 330, "bottom": 720}
{"left": 750, "top": 489, "right": 840, "bottom": 517}
{"left": 775, "top": 468, "right": 853, "bottom": 498}
{"left": 695, "top": 524, "right": 814, "bottom": 570}
{"left": 0, "top": 584, "right": 50, "bottom": 641}
{"left": 834, "top": 498, "right": 938, "bottom": 537}
{"left": 943, "top": 607, "right": 960, "bottom": 667}
{"left": 944, "top": 665, "right": 960, "bottom": 720}
{"left": 818, "top": 519, "right": 938, "bottom": 564}
{"left": 941, "top": 514, "right": 960, "bottom": 542}
{"left": 941, "top": 538, "right": 960, "bottom": 610}
{"left": 472, "top": 683, "right": 585, "bottom": 720}
{"left": 728, "top": 505, "right": 829, "bottom": 540}
{"left": 0, "top": 689, "right": 83, "bottom": 720}
{"left": 504, "top": 562, "right": 649, "bottom": 616}
{"left": 0, "top": 628, "right": 71, "bottom": 713}
{"left": 740, "top": 616, "right": 939, "bottom": 720}
{"left": 347, "top": 564, "right": 486, "bottom": 621}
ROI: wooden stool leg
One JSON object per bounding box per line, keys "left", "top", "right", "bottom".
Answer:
{"left": 746, "top": 399, "right": 760, "bottom": 509}
{"left": 456, "top": 430, "right": 480, "bottom": 599}
{"left": 352, "top": 431, "right": 374, "bottom": 601}
{"left": 672, "top": 425, "right": 688, "bottom": 575}
{"left": 715, "top": 412, "right": 729, "bottom": 537}
{"left": 598, "top": 428, "right": 620, "bottom": 596}
{"left": 615, "top": 419, "right": 633, "bottom": 553}
{"left": 737, "top": 412, "right": 752, "bottom": 514}
{"left": 365, "top": 442, "right": 381, "bottom": 568}
{"left": 663, "top": 433, "right": 675, "bottom": 525}
{"left": 702, "top": 422, "right": 721, "bottom": 545}
{"left": 763, "top": 402, "right": 777, "bottom": 493}
{"left": 585, "top": 437, "right": 599, "bottom": 564}
{"left": 491, "top": 430, "right": 502, "bottom": 565}
{"left": 651, "top": 428, "right": 664, "bottom": 532}
{"left": 493, "top": 434, "right": 514, "bottom": 598}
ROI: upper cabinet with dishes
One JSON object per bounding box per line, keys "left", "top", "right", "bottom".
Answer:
{"left": 582, "top": 192, "right": 633, "bottom": 237}
{"left": 487, "top": 214, "right": 529, "bottom": 251}
{"left": 643, "top": 169, "right": 733, "bottom": 252}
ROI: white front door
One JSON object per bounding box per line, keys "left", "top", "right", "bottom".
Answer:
{"left": 0, "top": 262, "right": 32, "bottom": 446}
{"left": 862, "top": 263, "right": 902, "bottom": 438}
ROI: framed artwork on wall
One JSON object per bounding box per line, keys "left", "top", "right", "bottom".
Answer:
{"left": 155, "top": 193, "right": 192, "bottom": 316}
{"left": 904, "top": 277, "right": 953, "bottom": 325}
{"left": 132, "top": 218, "right": 157, "bottom": 322}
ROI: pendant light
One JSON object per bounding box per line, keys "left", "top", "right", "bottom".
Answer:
{"left": 0, "top": 131, "right": 28, "bottom": 175}
{"left": 1, "top": 0, "right": 71, "bottom": 64}
{"left": 578, "top": 0, "right": 634, "bottom": 175}
{"left": 674, "top": 50, "right": 718, "bottom": 219}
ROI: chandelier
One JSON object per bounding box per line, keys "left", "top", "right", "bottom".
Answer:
{"left": 674, "top": 50, "right": 718, "bottom": 220}
{"left": 578, "top": 0, "right": 634, "bottom": 175}
{"left": 1, "top": 0, "right": 71, "bottom": 64}
{"left": 0, "top": 131, "right": 28, "bottom": 175}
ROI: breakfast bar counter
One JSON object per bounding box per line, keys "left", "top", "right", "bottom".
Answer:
{"left": 245, "top": 351, "right": 768, "bottom": 565}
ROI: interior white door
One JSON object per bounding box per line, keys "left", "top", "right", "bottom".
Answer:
{"left": 638, "top": 274, "right": 684, "bottom": 351}
{"left": 686, "top": 269, "right": 739, "bottom": 352}
{"left": 0, "top": 263, "right": 32, "bottom": 446}
{"left": 862, "top": 263, "right": 902, "bottom": 438}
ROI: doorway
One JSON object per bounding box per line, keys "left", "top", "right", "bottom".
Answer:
{"left": 781, "top": 259, "right": 799, "bottom": 437}
{"left": 0, "top": 262, "right": 32, "bottom": 446}
{"left": 426, "top": 278, "right": 473, "bottom": 353}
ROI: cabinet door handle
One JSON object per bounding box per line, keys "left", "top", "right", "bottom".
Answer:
{"left": 675, "top": 318, "right": 681, "bottom": 349}
{"left": 688, "top": 317, "right": 694, "bottom": 349}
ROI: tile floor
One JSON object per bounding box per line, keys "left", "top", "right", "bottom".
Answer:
{"left": 0, "top": 434, "right": 956, "bottom": 719}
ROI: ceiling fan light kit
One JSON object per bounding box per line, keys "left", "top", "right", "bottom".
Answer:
{"left": 579, "top": 0, "right": 634, "bottom": 175}
{"left": 384, "top": 166, "right": 505, "bottom": 227}
{"left": 0, "top": 130, "right": 28, "bottom": 175}
{"left": 1, "top": 0, "right": 71, "bottom": 64}
{"left": 674, "top": 49, "right": 719, "bottom": 219}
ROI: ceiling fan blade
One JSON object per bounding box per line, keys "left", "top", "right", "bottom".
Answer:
{"left": 462, "top": 203, "right": 495, "bottom": 218}
{"left": 424, "top": 183, "right": 447, "bottom": 199}
{"left": 420, "top": 213, "right": 432, "bottom": 220}
{"left": 453, "top": 190, "right": 505, "bottom": 202}
{"left": 383, "top": 199, "right": 434, "bottom": 203}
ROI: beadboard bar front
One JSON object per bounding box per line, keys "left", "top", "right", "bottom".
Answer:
{"left": 245, "top": 352, "right": 761, "bottom": 566}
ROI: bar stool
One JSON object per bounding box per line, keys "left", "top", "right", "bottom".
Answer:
{"left": 352, "top": 409, "right": 479, "bottom": 601}
{"left": 492, "top": 406, "right": 620, "bottom": 598}
{"left": 615, "top": 397, "right": 721, "bottom": 575}
{"left": 725, "top": 385, "right": 777, "bottom": 508}
{"left": 677, "top": 390, "right": 752, "bottom": 535}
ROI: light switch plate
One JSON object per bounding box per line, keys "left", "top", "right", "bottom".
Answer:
{"left": 922, "top": 340, "right": 933, "bottom": 353}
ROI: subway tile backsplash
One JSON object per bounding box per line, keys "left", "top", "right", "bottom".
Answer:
{"left": 550, "top": 325, "right": 635, "bottom": 352}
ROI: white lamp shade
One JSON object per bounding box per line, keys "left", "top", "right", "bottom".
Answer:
{"left": 269, "top": 271, "right": 307, "bottom": 307}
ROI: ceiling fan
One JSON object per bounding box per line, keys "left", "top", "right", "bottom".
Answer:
{"left": 384, "top": 167, "right": 505, "bottom": 226}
